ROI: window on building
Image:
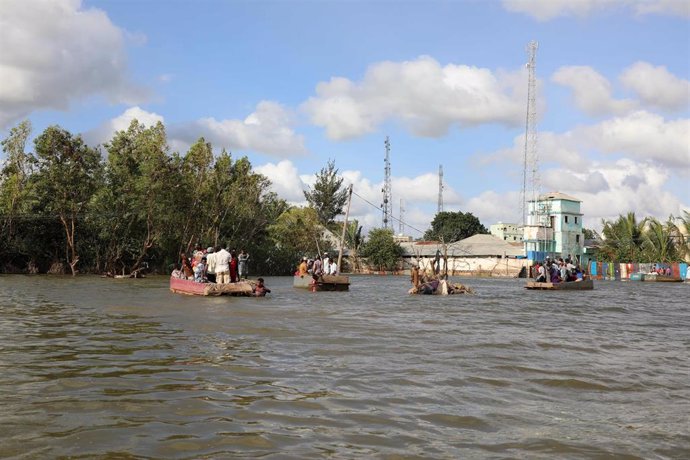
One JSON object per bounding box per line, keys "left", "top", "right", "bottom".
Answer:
{"left": 575, "top": 216, "right": 578, "bottom": 224}
{"left": 565, "top": 216, "right": 569, "bottom": 223}
{"left": 576, "top": 235, "right": 580, "bottom": 243}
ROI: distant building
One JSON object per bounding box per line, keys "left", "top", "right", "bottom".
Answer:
{"left": 490, "top": 222, "right": 523, "bottom": 242}
{"left": 523, "top": 192, "right": 584, "bottom": 262}
{"left": 393, "top": 234, "right": 413, "bottom": 243}
{"left": 398, "top": 234, "right": 526, "bottom": 277}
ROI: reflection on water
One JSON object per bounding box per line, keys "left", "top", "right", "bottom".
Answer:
{"left": 0, "top": 275, "right": 688, "bottom": 458}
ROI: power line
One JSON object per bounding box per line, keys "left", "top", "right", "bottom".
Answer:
{"left": 351, "top": 189, "right": 426, "bottom": 235}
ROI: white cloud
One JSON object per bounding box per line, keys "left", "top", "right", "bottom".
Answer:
{"left": 171, "top": 101, "right": 307, "bottom": 157}
{"left": 502, "top": 0, "right": 689, "bottom": 20}
{"left": 0, "top": 0, "right": 147, "bottom": 128}
{"left": 552, "top": 66, "right": 637, "bottom": 116}
{"left": 84, "top": 106, "right": 164, "bottom": 146}
{"left": 484, "top": 111, "right": 689, "bottom": 171}
{"left": 255, "top": 160, "right": 307, "bottom": 203}
{"left": 620, "top": 62, "right": 690, "bottom": 112}
{"left": 302, "top": 56, "right": 527, "bottom": 140}
{"left": 574, "top": 111, "right": 690, "bottom": 168}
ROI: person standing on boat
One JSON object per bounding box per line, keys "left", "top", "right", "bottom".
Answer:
{"left": 215, "top": 246, "right": 231, "bottom": 284}
{"left": 238, "top": 250, "right": 249, "bottom": 280}
{"left": 180, "top": 253, "right": 194, "bottom": 279}
{"left": 322, "top": 252, "right": 330, "bottom": 275}
{"left": 330, "top": 260, "right": 338, "bottom": 275}
{"left": 229, "top": 251, "right": 238, "bottom": 282}
{"left": 312, "top": 255, "right": 323, "bottom": 276}
{"left": 205, "top": 247, "right": 217, "bottom": 283}
{"left": 536, "top": 262, "right": 546, "bottom": 282}
{"left": 298, "top": 257, "right": 308, "bottom": 276}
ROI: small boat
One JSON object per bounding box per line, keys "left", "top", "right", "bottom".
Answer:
{"left": 293, "top": 274, "right": 350, "bottom": 291}
{"left": 525, "top": 279, "right": 594, "bottom": 290}
{"left": 643, "top": 273, "right": 683, "bottom": 282}
{"left": 170, "top": 276, "right": 254, "bottom": 296}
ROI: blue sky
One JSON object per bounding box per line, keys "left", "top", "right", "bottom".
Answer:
{"left": 1, "top": 0, "right": 688, "bottom": 236}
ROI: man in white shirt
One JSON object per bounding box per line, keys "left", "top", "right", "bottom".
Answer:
{"left": 205, "top": 247, "right": 217, "bottom": 283}
{"left": 215, "top": 247, "right": 231, "bottom": 284}
{"left": 322, "top": 252, "right": 330, "bottom": 275}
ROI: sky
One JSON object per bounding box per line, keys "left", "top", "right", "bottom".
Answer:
{"left": 1, "top": 0, "right": 688, "bottom": 237}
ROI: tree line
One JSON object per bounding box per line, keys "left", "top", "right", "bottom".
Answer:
{"left": 595, "top": 212, "right": 690, "bottom": 263}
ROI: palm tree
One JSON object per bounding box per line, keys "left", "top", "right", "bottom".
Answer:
{"left": 641, "top": 217, "right": 679, "bottom": 263}
{"left": 600, "top": 212, "right": 646, "bottom": 262}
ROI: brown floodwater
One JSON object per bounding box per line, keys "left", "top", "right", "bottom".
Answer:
{"left": 0, "top": 274, "right": 688, "bottom": 459}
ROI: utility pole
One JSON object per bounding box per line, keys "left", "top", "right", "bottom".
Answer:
{"left": 382, "top": 136, "right": 393, "bottom": 230}
{"left": 437, "top": 164, "right": 444, "bottom": 214}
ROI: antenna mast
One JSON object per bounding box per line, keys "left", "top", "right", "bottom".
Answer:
{"left": 382, "top": 136, "right": 393, "bottom": 230}
{"left": 399, "top": 198, "right": 405, "bottom": 234}
{"left": 521, "top": 40, "right": 539, "bottom": 227}
{"left": 437, "top": 164, "right": 444, "bottom": 213}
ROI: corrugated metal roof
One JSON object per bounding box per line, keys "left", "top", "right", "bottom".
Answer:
{"left": 400, "top": 234, "right": 525, "bottom": 257}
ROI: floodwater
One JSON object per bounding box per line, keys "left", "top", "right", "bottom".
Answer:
{"left": 0, "top": 275, "right": 688, "bottom": 459}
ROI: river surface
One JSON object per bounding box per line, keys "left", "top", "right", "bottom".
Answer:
{"left": 0, "top": 275, "right": 688, "bottom": 459}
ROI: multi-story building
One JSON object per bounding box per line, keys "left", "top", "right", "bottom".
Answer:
{"left": 489, "top": 222, "right": 524, "bottom": 243}
{"left": 523, "top": 192, "right": 584, "bottom": 262}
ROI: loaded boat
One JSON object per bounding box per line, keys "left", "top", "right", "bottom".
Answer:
{"left": 525, "top": 279, "right": 594, "bottom": 290}
{"left": 170, "top": 275, "right": 254, "bottom": 296}
{"left": 293, "top": 274, "right": 350, "bottom": 291}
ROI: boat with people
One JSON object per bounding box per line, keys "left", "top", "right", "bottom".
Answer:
{"left": 293, "top": 273, "right": 350, "bottom": 291}
{"left": 525, "top": 279, "right": 594, "bottom": 290}
{"left": 293, "top": 184, "right": 353, "bottom": 292}
{"left": 169, "top": 275, "right": 255, "bottom": 296}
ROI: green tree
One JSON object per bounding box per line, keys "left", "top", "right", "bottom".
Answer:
{"left": 303, "top": 159, "right": 348, "bottom": 225}
{"left": 640, "top": 216, "right": 680, "bottom": 263}
{"left": 93, "top": 120, "right": 176, "bottom": 275}
{"left": 675, "top": 211, "right": 690, "bottom": 261}
{"left": 360, "top": 228, "right": 404, "bottom": 271}
{"left": 268, "top": 206, "right": 329, "bottom": 274}
{"left": 582, "top": 228, "right": 598, "bottom": 240}
{"left": 423, "top": 211, "right": 488, "bottom": 242}
{"left": 0, "top": 120, "right": 35, "bottom": 268}
{"left": 32, "top": 126, "right": 103, "bottom": 275}
{"left": 600, "top": 212, "right": 646, "bottom": 262}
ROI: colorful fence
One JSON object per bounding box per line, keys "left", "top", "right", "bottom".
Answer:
{"left": 588, "top": 261, "right": 689, "bottom": 280}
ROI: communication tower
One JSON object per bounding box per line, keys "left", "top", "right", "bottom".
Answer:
{"left": 521, "top": 40, "right": 539, "bottom": 227}
{"left": 399, "top": 198, "right": 405, "bottom": 234}
{"left": 437, "top": 164, "right": 444, "bottom": 213}
{"left": 382, "top": 136, "right": 393, "bottom": 230}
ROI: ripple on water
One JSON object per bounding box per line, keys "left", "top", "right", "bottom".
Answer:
{"left": 0, "top": 275, "right": 688, "bottom": 459}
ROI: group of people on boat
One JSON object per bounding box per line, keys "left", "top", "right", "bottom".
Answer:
{"left": 172, "top": 245, "right": 269, "bottom": 296}
{"left": 296, "top": 253, "right": 339, "bottom": 277}
{"left": 533, "top": 256, "right": 585, "bottom": 283}
{"left": 408, "top": 265, "right": 473, "bottom": 295}
{"left": 649, "top": 264, "right": 673, "bottom": 276}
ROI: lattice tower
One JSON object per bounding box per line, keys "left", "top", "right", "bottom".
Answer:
{"left": 382, "top": 136, "right": 393, "bottom": 230}
{"left": 399, "top": 198, "right": 405, "bottom": 234}
{"left": 521, "top": 40, "right": 539, "bottom": 227}
{"left": 438, "top": 164, "right": 444, "bottom": 214}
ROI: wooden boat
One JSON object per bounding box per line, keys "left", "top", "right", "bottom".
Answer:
{"left": 642, "top": 274, "right": 683, "bottom": 282}
{"left": 170, "top": 276, "right": 254, "bottom": 296}
{"left": 293, "top": 274, "right": 350, "bottom": 291}
{"left": 525, "top": 279, "right": 594, "bottom": 290}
